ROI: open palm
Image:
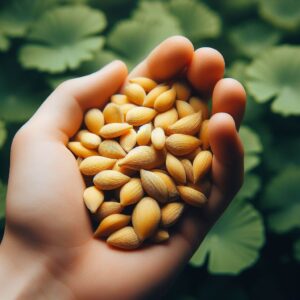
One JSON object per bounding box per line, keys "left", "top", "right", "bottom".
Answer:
{"left": 1, "top": 36, "right": 245, "bottom": 300}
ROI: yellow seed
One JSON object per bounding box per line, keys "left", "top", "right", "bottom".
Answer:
{"left": 93, "top": 170, "right": 130, "bottom": 190}
{"left": 103, "top": 103, "right": 124, "bottom": 123}
{"left": 67, "top": 142, "right": 98, "bottom": 158}
{"left": 75, "top": 130, "right": 101, "bottom": 149}
{"left": 120, "top": 129, "right": 137, "bottom": 152}
{"left": 189, "top": 97, "right": 209, "bottom": 120}
{"left": 120, "top": 178, "right": 144, "bottom": 206}
{"left": 95, "top": 201, "right": 123, "bottom": 221}
{"left": 140, "top": 170, "right": 168, "bottom": 203}
{"left": 172, "top": 82, "right": 191, "bottom": 101}
{"left": 161, "top": 202, "right": 185, "bottom": 227}
{"left": 154, "top": 108, "right": 178, "bottom": 131}
{"left": 151, "top": 127, "right": 166, "bottom": 150}
{"left": 107, "top": 226, "right": 140, "bottom": 250}
{"left": 118, "top": 146, "right": 165, "bottom": 170}
{"left": 184, "top": 147, "right": 202, "bottom": 161}
{"left": 94, "top": 214, "right": 131, "bottom": 238}
{"left": 83, "top": 186, "right": 104, "bottom": 213}
{"left": 199, "top": 119, "right": 210, "bottom": 150}
{"left": 143, "top": 84, "right": 169, "bottom": 107}
{"left": 129, "top": 77, "right": 157, "bottom": 92}
{"left": 166, "top": 134, "right": 201, "bottom": 156}
{"left": 124, "top": 83, "right": 146, "bottom": 105}
{"left": 112, "top": 161, "right": 137, "bottom": 176}
{"left": 136, "top": 123, "right": 152, "bottom": 146}
{"left": 80, "top": 156, "right": 117, "bottom": 176}
{"left": 166, "top": 153, "right": 186, "bottom": 184}
{"left": 99, "top": 123, "right": 132, "bottom": 139}
{"left": 166, "top": 112, "right": 202, "bottom": 135}
{"left": 154, "top": 88, "right": 176, "bottom": 113}
{"left": 188, "top": 180, "right": 212, "bottom": 197}
{"left": 177, "top": 186, "right": 208, "bottom": 207}
{"left": 193, "top": 150, "right": 213, "bottom": 183}
{"left": 152, "top": 230, "right": 169, "bottom": 243}
{"left": 126, "top": 107, "right": 156, "bottom": 126}
{"left": 119, "top": 103, "right": 137, "bottom": 117}
{"left": 132, "top": 197, "right": 161, "bottom": 241}
{"left": 181, "top": 159, "right": 194, "bottom": 183}
{"left": 175, "top": 100, "right": 195, "bottom": 118}
{"left": 152, "top": 170, "right": 179, "bottom": 201}
{"left": 98, "top": 140, "right": 126, "bottom": 159}
{"left": 84, "top": 108, "right": 104, "bottom": 134}
{"left": 111, "top": 94, "right": 129, "bottom": 105}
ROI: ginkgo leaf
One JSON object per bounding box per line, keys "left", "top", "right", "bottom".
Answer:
{"left": 236, "top": 173, "right": 261, "bottom": 201}
{"left": 190, "top": 198, "right": 265, "bottom": 274}
{"left": 0, "top": 181, "right": 7, "bottom": 220}
{"left": 19, "top": 5, "right": 107, "bottom": 73}
{"left": 260, "top": 166, "right": 300, "bottom": 234}
{"left": 0, "top": 33, "right": 10, "bottom": 52}
{"left": 229, "top": 21, "right": 281, "bottom": 58}
{"left": 168, "top": 0, "right": 221, "bottom": 41}
{"left": 246, "top": 46, "right": 300, "bottom": 116}
{"left": 239, "top": 126, "right": 263, "bottom": 172}
{"left": 0, "top": 121, "right": 7, "bottom": 149}
{"left": 258, "top": 0, "right": 300, "bottom": 31}
{"left": 220, "top": 0, "right": 257, "bottom": 15}
{"left": 294, "top": 239, "right": 300, "bottom": 262}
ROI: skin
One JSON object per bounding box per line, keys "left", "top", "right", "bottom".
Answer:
{"left": 0, "top": 36, "right": 246, "bottom": 300}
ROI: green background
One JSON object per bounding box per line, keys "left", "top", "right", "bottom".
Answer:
{"left": 0, "top": 0, "right": 300, "bottom": 299}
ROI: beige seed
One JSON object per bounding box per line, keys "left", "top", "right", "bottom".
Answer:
{"left": 94, "top": 214, "right": 131, "bottom": 238}
{"left": 143, "top": 84, "right": 169, "bottom": 107}
{"left": 120, "top": 178, "right": 144, "bottom": 206}
{"left": 184, "top": 147, "right": 202, "bottom": 161}
{"left": 189, "top": 97, "right": 209, "bottom": 120}
{"left": 177, "top": 186, "right": 208, "bottom": 207}
{"left": 136, "top": 123, "right": 152, "bottom": 146}
{"left": 166, "top": 112, "right": 202, "bottom": 135}
{"left": 103, "top": 103, "right": 124, "bottom": 123}
{"left": 181, "top": 159, "right": 194, "bottom": 183}
{"left": 119, "top": 103, "right": 137, "bottom": 117}
{"left": 166, "top": 134, "right": 201, "bottom": 156}
{"left": 199, "top": 120, "right": 210, "bottom": 150}
{"left": 126, "top": 107, "right": 156, "bottom": 126}
{"left": 75, "top": 130, "right": 101, "bottom": 149}
{"left": 93, "top": 170, "right": 130, "bottom": 190}
{"left": 99, "top": 123, "right": 132, "bottom": 139}
{"left": 67, "top": 142, "right": 98, "bottom": 158}
{"left": 107, "top": 226, "right": 140, "bottom": 250}
{"left": 161, "top": 202, "right": 185, "bottom": 227}
{"left": 129, "top": 77, "right": 157, "bottom": 92}
{"left": 176, "top": 100, "right": 195, "bottom": 118}
{"left": 83, "top": 186, "right": 104, "bottom": 213}
{"left": 112, "top": 161, "right": 137, "bottom": 176}
{"left": 98, "top": 140, "right": 126, "bottom": 159}
{"left": 154, "top": 88, "right": 176, "bottom": 113}
{"left": 151, "top": 230, "right": 169, "bottom": 243}
{"left": 124, "top": 83, "right": 146, "bottom": 105}
{"left": 118, "top": 146, "right": 165, "bottom": 170}
{"left": 154, "top": 108, "right": 178, "bottom": 131}
{"left": 80, "top": 156, "right": 117, "bottom": 176}
{"left": 151, "top": 127, "right": 166, "bottom": 150}
{"left": 172, "top": 82, "right": 191, "bottom": 101}
{"left": 120, "top": 129, "right": 137, "bottom": 152}
{"left": 95, "top": 201, "right": 123, "bottom": 221}
{"left": 193, "top": 150, "right": 213, "bottom": 183}
{"left": 111, "top": 94, "right": 129, "bottom": 105}
{"left": 140, "top": 169, "right": 168, "bottom": 203}
{"left": 84, "top": 108, "right": 104, "bottom": 134}
{"left": 188, "top": 181, "right": 212, "bottom": 197}
{"left": 132, "top": 197, "right": 161, "bottom": 241}
{"left": 166, "top": 153, "right": 186, "bottom": 184}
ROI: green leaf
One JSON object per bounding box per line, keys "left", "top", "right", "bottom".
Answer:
{"left": 0, "top": 181, "right": 7, "bottom": 220}
{"left": 236, "top": 173, "right": 261, "bottom": 201}
{"left": 168, "top": 0, "right": 221, "bottom": 41}
{"left": 19, "top": 5, "right": 107, "bottom": 73}
{"left": 0, "top": 33, "right": 10, "bottom": 52}
{"left": 221, "top": 0, "right": 257, "bottom": 14}
{"left": 246, "top": 46, "right": 300, "bottom": 116}
{"left": 0, "top": 0, "right": 59, "bottom": 38}
{"left": 260, "top": 166, "right": 300, "bottom": 233}
{"left": 293, "top": 239, "right": 300, "bottom": 262}
{"left": 190, "top": 198, "right": 265, "bottom": 275}
{"left": 258, "top": 0, "right": 300, "bottom": 31}
{"left": 229, "top": 21, "right": 281, "bottom": 58}
{"left": 0, "top": 121, "right": 7, "bottom": 149}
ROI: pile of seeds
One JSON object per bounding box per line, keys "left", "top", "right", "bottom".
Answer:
{"left": 68, "top": 77, "right": 212, "bottom": 249}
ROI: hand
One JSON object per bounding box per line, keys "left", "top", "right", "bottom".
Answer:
{"left": 0, "top": 36, "right": 245, "bottom": 300}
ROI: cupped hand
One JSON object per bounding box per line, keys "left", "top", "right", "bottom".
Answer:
{"left": 0, "top": 36, "right": 245, "bottom": 300}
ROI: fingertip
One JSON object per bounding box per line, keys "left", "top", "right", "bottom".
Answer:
{"left": 111, "top": 60, "right": 128, "bottom": 78}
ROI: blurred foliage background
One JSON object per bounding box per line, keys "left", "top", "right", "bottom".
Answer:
{"left": 0, "top": 0, "right": 300, "bottom": 299}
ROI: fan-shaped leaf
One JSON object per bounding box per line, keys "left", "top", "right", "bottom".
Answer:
{"left": 0, "top": 121, "right": 7, "bottom": 149}
{"left": 260, "top": 166, "right": 300, "bottom": 233}
{"left": 237, "top": 173, "right": 261, "bottom": 201}
{"left": 0, "top": 181, "right": 7, "bottom": 220}
{"left": 190, "top": 198, "right": 265, "bottom": 274}
{"left": 0, "top": 33, "right": 10, "bottom": 52}
{"left": 246, "top": 46, "right": 300, "bottom": 116}
{"left": 19, "top": 5, "right": 106, "bottom": 73}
